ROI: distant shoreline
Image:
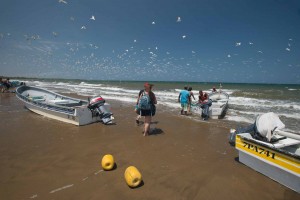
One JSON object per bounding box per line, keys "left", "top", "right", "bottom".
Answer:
{"left": 4, "top": 76, "right": 300, "bottom": 86}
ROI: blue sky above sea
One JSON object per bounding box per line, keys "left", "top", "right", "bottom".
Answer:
{"left": 0, "top": 0, "right": 300, "bottom": 84}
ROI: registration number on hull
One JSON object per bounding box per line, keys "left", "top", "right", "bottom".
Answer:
{"left": 243, "top": 141, "right": 276, "bottom": 159}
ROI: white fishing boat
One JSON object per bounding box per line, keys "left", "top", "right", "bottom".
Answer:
{"left": 208, "top": 91, "right": 229, "bottom": 119}
{"left": 191, "top": 91, "right": 229, "bottom": 119}
{"left": 235, "top": 131, "right": 300, "bottom": 193}
{"left": 16, "top": 85, "right": 114, "bottom": 126}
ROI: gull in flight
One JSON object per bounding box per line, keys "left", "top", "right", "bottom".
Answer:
{"left": 177, "top": 16, "right": 181, "bottom": 22}
{"left": 31, "top": 35, "right": 40, "bottom": 40}
{"left": 257, "top": 50, "right": 263, "bottom": 54}
{"left": 90, "top": 15, "right": 95, "bottom": 20}
{"left": 58, "top": 0, "right": 67, "bottom": 4}
{"left": 182, "top": 35, "right": 186, "bottom": 39}
{"left": 152, "top": 21, "right": 155, "bottom": 25}
{"left": 134, "top": 39, "right": 137, "bottom": 43}
{"left": 286, "top": 48, "right": 291, "bottom": 51}
{"left": 70, "top": 17, "right": 75, "bottom": 21}
{"left": 81, "top": 26, "right": 86, "bottom": 30}
{"left": 249, "top": 42, "right": 253, "bottom": 45}
{"left": 235, "top": 42, "right": 241, "bottom": 46}
{"left": 227, "top": 54, "right": 231, "bottom": 58}
{"left": 52, "top": 32, "right": 58, "bottom": 37}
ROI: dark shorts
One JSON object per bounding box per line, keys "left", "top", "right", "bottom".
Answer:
{"left": 140, "top": 105, "right": 156, "bottom": 116}
{"left": 140, "top": 109, "right": 153, "bottom": 116}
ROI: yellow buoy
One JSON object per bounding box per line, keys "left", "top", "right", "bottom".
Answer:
{"left": 124, "top": 166, "right": 142, "bottom": 188}
{"left": 101, "top": 154, "right": 115, "bottom": 170}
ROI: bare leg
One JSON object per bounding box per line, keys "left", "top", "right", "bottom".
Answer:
{"left": 136, "top": 114, "right": 141, "bottom": 125}
{"left": 144, "top": 116, "right": 151, "bottom": 136}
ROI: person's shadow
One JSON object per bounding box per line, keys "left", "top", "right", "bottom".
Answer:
{"left": 149, "top": 127, "right": 164, "bottom": 136}
{"left": 137, "top": 120, "right": 159, "bottom": 126}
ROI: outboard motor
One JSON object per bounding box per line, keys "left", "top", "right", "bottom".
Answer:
{"left": 88, "top": 96, "right": 113, "bottom": 124}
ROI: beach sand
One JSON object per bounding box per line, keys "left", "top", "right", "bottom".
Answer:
{"left": 0, "top": 93, "right": 299, "bottom": 200}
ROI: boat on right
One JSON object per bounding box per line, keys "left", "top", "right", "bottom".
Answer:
{"left": 230, "top": 112, "right": 300, "bottom": 193}
{"left": 208, "top": 90, "right": 229, "bottom": 119}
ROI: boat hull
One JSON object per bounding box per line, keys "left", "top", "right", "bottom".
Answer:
{"left": 236, "top": 134, "right": 300, "bottom": 193}
{"left": 16, "top": 86, "right": 110, "bottom": 126}
{"left": 23, "top": 101, "right": 99, "bottom": 125}
{"left": 209, "top": 92, "right": 229, "bottom": 119}
{"left": 194, "top": 91, "right": 229, "bottom": 119}
{"left": 209, "top": 102, "right": 228, "bottom": 119}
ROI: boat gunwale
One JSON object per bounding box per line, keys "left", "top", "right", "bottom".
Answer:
{"left": 238, "top": 134, "right": 300, "bottom": 160}
{"left": 208, "top": 91, "right": 230, "bottom": 100}
{"left": 16, "top": 86, "right": 89, "bottom": 115}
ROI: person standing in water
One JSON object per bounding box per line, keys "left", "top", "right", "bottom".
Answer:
{"left": 178, "top": 86, "right": 190, "bottom": 115}
{"left": 199, "top": 90, "right": 212, "bottom": 120}
{"left": 187, "top": 86, "right": 196, "bottom": 113}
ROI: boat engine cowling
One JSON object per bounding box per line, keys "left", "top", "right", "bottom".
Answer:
{"left": 88, "top": 96, "right": 113, "bottom": 124}
{"left": 89, "top": 97, "right": 105, "bottom": 108}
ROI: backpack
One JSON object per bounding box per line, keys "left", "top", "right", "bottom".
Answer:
{"left": 138, "top": 92, "right": 152, "bottom": 110}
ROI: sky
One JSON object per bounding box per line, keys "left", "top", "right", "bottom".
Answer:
{"left": 0, "top": 0, "right": 300, "bottom": 84}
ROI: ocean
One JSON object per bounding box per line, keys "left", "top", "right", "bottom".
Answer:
{"left": 16, "top": 78, "right": 300, "bottom": 133}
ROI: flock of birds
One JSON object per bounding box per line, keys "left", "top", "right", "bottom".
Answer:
{"left": 0, "top": 0, "right": 297, "bottom": 81}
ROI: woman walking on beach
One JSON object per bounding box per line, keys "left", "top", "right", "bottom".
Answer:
{"left": 136, "top": 83, "right": 157, "bottom": 136}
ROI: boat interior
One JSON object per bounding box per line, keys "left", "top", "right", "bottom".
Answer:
{"left": 18, "top": 86, "right": 87, "bottom": 107}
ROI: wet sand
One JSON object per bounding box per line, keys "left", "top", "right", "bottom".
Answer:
{"left": 0, "top": 93, "right": 299, "bottom": 200}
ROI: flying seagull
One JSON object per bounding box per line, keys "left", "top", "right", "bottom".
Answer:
{"left": 52, "top": 32, "right": 58, "bottom": 37}
{"left": 152, "top": 21, "right": 155, "bottom": 25}
{"left": 235, "top": 42, "right": 241, "bottom": 46}
{"left": 81, "top": 26, "right": 86, "bottom": 30}
{"left": 286, "top": 48, "right": 291, "bottom": 51}
{"left": 177, "top": 16, "right": 181, "bottom": 22}
{"left": 58, "top": 0, "right": 67, "bottom": 4}
{"left": 90, "top": 15, "right": 95, "bottom": 20}
{"left": 182, "top": 35, "right": 186, "bottom": 39}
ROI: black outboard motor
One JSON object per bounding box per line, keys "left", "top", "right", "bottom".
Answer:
{"left": 88, "top": 96, "right": 113, "bottom": 124}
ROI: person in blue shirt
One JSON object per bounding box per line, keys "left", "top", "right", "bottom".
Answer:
{"left": 178, "top": 86, "right": 190, "bottom": 115}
